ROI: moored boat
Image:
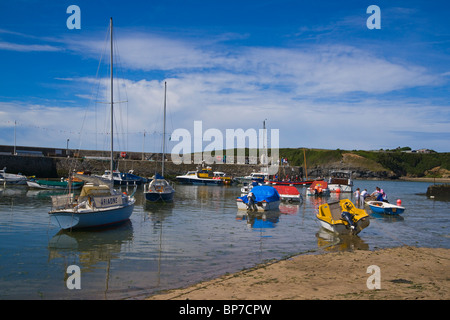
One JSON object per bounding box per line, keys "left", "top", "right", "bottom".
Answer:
{"left": 236, "top": 185, "right": 280, "bottom": 211}
{"left": 366, "top": 200, "right": 405, "bottom": 215}
{"left": 27, "top": 178, "right": 84, "bottom": 190}
{"left": 234, "top": 172, "right": 268, "bottom": 185}
{"left": 49, "top": 174, "right": 135, "bottom": 230}
{"left": 272, "top": 185, "right": 302, "bottom": 202}
{"left": 49, "top": 18, "right": 135, "bottom": 230}
{"left": 306, "top": 180, "right": 330, "bottom": 196}
{"left": 0, "top": 167, "right": 27, "bottom": 185}
{"left": 316, "top": 199, "right": 370, "bottom": 235}
{"left": 143, "top": 82, "right": 175, "bottom": 202}
{"left": 100, "top": 169, "right": 148, "bottom": 185}
{"left": 327, "top": 170, "right": 353, "bottom": 193}
{"left": 213, "top": 171, "right": 233, "bottom": 184}
{"left": 144, "top": 174, "right": 175, "bottom": 202}
{"left": 176, "top": 167, "right": 223, "bottom": 185}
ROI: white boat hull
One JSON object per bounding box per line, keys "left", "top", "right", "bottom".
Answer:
{"left": 279, "top": 194, "right": 302, "bottom": 202}
{"left": 236, "top": 199, "right": 280, "bottom": 211}
{"left": 317, "top": 216, "right": 370, "bottom": 235}
{"left": 0, "top": 170, "right": 27, "bottom": 185}
{"left": 318, "top": 219, "right": 351, "bottom": 235}
{"left": 328, "top": 184, "right": 352, "bottom": 193}
{"left": 366, "top": 201, "right": 405, "bottom": 215}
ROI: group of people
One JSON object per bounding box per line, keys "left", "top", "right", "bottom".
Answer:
{"left": 353, "top": 186, "right": 388, "bottom": 207}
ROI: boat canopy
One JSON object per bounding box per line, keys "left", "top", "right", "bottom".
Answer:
{"left": 310, "top": 180, "right": 328, "bottom": 189}
{"left": 273, "top": 185, "right": 300, "bottom": 195}
{"left": 80, "top": 184, "right": 112, "bottom": 197}
{"left": 239, "top": 185, "right": 280, "bottom": 203}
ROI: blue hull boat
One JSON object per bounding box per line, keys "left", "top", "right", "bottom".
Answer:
{"left": 144, "top": 175, "right": 175, "bottom": 202}
{"left": 50, "top": 201, "right": 135, "bottom": 230}
{"left": 367, "top": 200, "right": 405, "bottom": 215}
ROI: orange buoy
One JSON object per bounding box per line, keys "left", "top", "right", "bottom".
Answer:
{"left": 336, "top": 188, "right": 341, "bottom": 193}
{"left": 397, "top": 199, "right": 402, "bottom": 206}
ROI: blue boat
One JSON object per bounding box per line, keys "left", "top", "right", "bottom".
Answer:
{"left": 367, "top": 200, "right": 405, "bottom": 215}
{"left": 144, "top": 174, "right": 175, "bottom": 202}
{"left": 237, "top": 185, "right": 280, "bottom": 211}
{"left": 49, "top": 18, "right": 135, "bottom": 230}
{"left": 100, "top": 169, "right": 148, "bottom": 185}
{"left": 143, "top": 82, "right": 176, "bottom": 202}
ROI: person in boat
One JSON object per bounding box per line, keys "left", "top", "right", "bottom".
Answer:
{"left": 371, "top": 187, "right": 380, "bottom": 197}
{"left": 371, "top": 187, "right": 383, "bottom": 201}
{"left": 247, "top": 192, "right": 257, "bottom": 211}
{"left": 380, "top": 189, "right": 388, "bottom": 202}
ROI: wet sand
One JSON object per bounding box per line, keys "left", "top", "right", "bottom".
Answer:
{"left": 147, "top": 246, "right": 449, "bottom": 300}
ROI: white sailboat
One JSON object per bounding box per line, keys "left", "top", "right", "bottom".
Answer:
{"left": 144, "top": 81, "right": 175, "bottom": 202}
{"left": 49, "top": 18, "right": 135, "bottom": 230}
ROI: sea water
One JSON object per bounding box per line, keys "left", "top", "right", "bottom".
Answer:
{"left": 0, "top": 180, "right": 448, "bottom": 299}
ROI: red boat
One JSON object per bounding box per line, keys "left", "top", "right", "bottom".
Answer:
{"left": 272, "top": 185, "right": 302, "bottom": 202}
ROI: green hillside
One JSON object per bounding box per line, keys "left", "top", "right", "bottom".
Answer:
{"left": 279, "top": 148, "right": 450, "bottom": 178}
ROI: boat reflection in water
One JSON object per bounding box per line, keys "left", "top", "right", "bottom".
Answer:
{"left": 236, "top": 211, "right": 280, "bottom": 229}
{"left": 48, "top": 222, "right": 134, "bottom": 298}
{"left": 315, "top": 228, "right": 369, "bottom": 252}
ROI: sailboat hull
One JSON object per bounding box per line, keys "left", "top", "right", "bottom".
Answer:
{"left": 145, "top": 191, "right": 174, "bottom": 202}
{"left": 50, "top": 203, "right": 135, "bottom": 230}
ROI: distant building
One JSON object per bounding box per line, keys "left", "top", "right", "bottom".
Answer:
{"left": 413, "top": 148, "right": 433, "bottom": 154}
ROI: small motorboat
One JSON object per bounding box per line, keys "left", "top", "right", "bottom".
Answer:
{"left": 100, "top": 169, "right": 148, "bottom": 185}
{"left": 306, "top": 180, "right": 330, "bottom": 196}
{"left": 0, "top": 167, "right": 27, "bottom": 185}
{"left": 272, "top": 185, "right": 302, "bottom": 202}
{"left": 327, "top": 170, "right": 353, "bottom": 193}
{"left": 176, "top": 167, "right": 223, "bottom": 185}
{"left": 27, "top": 178, "right": 84, "bottom": 190}
{"left": 366, "top": 200, "right": 405, "bottom": 215}
{"left": 213, "top": 171, "right": 233, "bottom": 185}
{"left": 144, "top": 174, "right": 175, "bottom": 202}
{"left": 234, "top": 172, "right": 268, "bottom": 185}
{"left": 237, "top": 185, "right": 280, "bottom": 211}
{"left": 316, "top": 199, "right": 370, "bottom": 235}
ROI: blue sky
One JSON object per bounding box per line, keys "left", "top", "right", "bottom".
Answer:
{"left": 0, "top": 0, "right": 449, "bottom": 153}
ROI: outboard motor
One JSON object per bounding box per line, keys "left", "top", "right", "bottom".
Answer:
{"left": 341, "top": 211, "right": 356, "bottom": 232}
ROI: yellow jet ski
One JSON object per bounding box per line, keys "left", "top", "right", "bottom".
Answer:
{"left": 317, "top": 199, "right": 370, "bottom": 235}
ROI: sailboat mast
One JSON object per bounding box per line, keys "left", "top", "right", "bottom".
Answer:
{"left": 162, "top": 81, "right": 167, "bottom": 176}
{"left": 110, "top": 17, "right": 114, "bottom": 182}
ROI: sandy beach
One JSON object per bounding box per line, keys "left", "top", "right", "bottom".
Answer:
{"left": 147, "top": 246, "right": 449, "bottom": 300}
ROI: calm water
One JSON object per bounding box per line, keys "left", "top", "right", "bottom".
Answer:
{"left": 0, "top": 179, "right": 448, "bottom": 299}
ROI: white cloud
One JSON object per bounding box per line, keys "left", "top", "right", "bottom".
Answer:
{"left": 1, "top": 29, "right": 448, "bottom": 152}
{"left": 0, "top": 41, "right": 61, "bottom": 52}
